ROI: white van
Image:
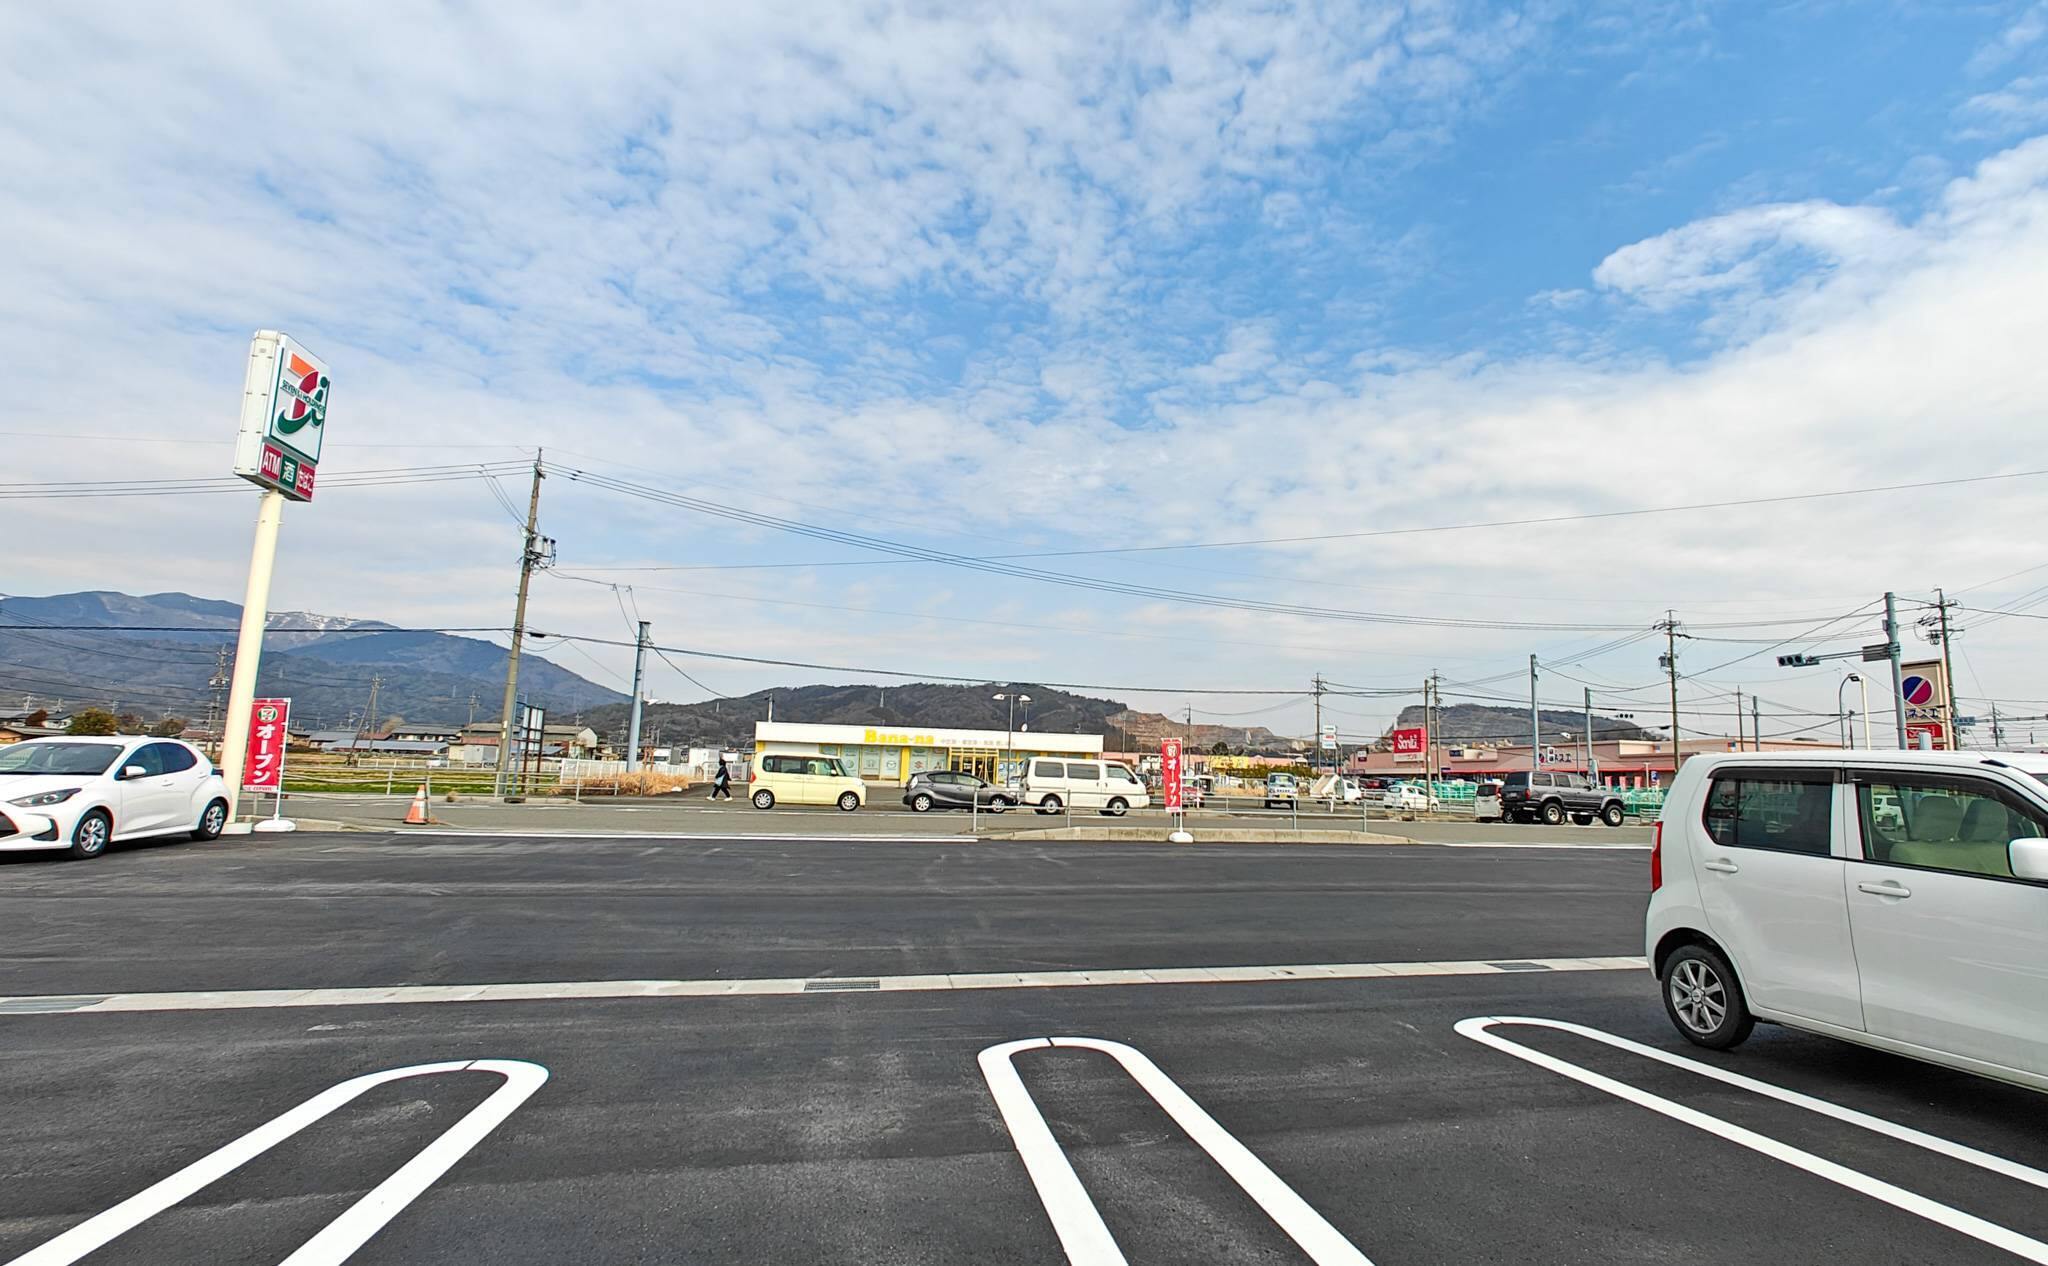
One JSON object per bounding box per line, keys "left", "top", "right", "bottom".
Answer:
{"left": 1646, "top": 750, "right": 2048, "bottom": 1091}
{"left": 1021, "top": 757, "right": 1150, "bottom": 816}
{"left": 749, "top": 753, "right": 865, "bottom": 811}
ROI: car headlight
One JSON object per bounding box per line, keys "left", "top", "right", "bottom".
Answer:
{"left": 10, "top": 788, "right": 80, "bottom": 808}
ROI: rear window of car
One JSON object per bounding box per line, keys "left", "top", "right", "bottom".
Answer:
{"left": 1033, "top": 760, "right": 1065, "bottom": 779}
{"left": 1066, "top": 762, "right": 1101, "bottom": 780}
{"left": 150, "top": 742, "right": 197, "bottom": 774}
{"left": 1703, "top": 770, "right": 1834, "bottom": 856}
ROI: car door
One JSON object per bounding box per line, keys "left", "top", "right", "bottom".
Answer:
{"left": 1692, "top": 766, "right": 1864, "bottom": 1030}
{"left": 1844, "top": 769, "right": 2048, "bottom": 1076}
{"left": 1063, "top": 761, "right": 1104, "bottom": 810}
{"left": 151, "top": 742, "right": 206, "bottom": 828}
{"left": 112, "top": 742, "right": 176, "bottom": 835}
{"left": 802, "top": 757, "right": 840, "bottom": 805}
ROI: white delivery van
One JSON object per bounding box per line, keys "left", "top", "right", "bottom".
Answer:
{"left": 1646, "top": 750, "right": 2048, "bottom": 1092}
{"left": 1022, "top": 757, "right": 1150, "bottom": 816}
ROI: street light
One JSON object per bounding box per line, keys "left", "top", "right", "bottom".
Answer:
{"left": 1838, "top": 672, "right": 1870, "bottom": 750}
{"left": 993, "top": 692, "right": 1031, "bottom": 785}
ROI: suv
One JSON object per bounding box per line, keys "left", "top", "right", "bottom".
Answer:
{"left": 1646, "top": 750, "right": 2048, "bottom": 1092}
{"left": 1501, "top": 771, "right": 1626, "bottom": 826}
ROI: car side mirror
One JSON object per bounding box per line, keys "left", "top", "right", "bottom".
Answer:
{"left": 121, "top": 764, "right": 148, "bottom": 780}
{"left": 2010, "top": 838, "right": 2048, "bottom": 882}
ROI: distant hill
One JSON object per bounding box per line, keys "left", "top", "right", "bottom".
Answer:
{"left": 1393, "top": 703, "right": 1653, "bottom": 746}
{"left": 0, "top": 591, "right": 624, "bottom": 728}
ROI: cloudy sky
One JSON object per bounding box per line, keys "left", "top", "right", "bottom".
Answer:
{"left": 6, "top": 1, "right": 2048, "bottom": 745}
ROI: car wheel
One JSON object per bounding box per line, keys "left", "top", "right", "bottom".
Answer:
{"left": 1602, "top": 802, "right": 1625, "bottom": 827}
{"left": 988, "top": 796, "right": 1013, "bottom": 814}
{"left": 837, "top": 791, "right": 860, "bottom": 812}
{"left": 191, "top": 799, "right": 228, "bottom": 841}
{"left": 67, "top": 809, "right": 112, "bottom": 860}
{"left": 911, "top": 793, "right": 934, "bottom": 813}
{"left": 752, "top": 789, "right": 776, "bottom": 810}
{"left": 1038, "top": 794, "right": 1063, "bottom": 815}
{"left": 1661, "top": 943, "right": 1755, "bottom": 1050}
{"left": 1105, "top": 797, "right": 1128, "bottom": 817}
{"left": 1541, "top": 800, "right": 1566, "bottom": 826}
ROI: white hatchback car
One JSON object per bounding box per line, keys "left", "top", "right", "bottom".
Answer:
{"left": 1647, "top": 750, "right": 2048, "bottom": 1092}
{"left": 0, "top": 736, "right": 231, "bottom": 860}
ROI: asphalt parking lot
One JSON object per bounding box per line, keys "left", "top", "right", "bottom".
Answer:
{"left": 3, "top": 833, "right": 2043, "bottom": 1264}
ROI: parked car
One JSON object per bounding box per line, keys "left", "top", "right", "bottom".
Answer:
{"left": 1646, "top": 750, "right": 2048, "bottom": 1092}
{"left": 750, "top": 753, "right": 864, "bottom": 811}
{"left": 0, "top": 736, "right": 230, "bottom": 860}
{"left": 903, "top": 770, "right": 1013, "bottom": 813}
{"left": 1020, "top": 757, "right": 1150, "bottom": 816}
{"left": 1474, "top": 778, "right": 1506, "bottom": 821}
{"left": 1381, "top": 782, "right": 1438, "bottom": 812}
{"left": 1500, "top": 770, "right": 1627, "bottom": 826}
{"left": 1263, "top": 772, "right": 1298, "bottom": 809}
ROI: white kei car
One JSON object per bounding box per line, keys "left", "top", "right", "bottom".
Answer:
{"left": 1647, "top": 749, "right": 2048, "bottom": 1092}
{"left": 0, "top": 736, "right": 231, "bottom": 860}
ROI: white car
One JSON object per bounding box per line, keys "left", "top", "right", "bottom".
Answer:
{"left": 0, "top": 737, "right": 231, "bottom": 860}
{"left": 1647, "top": 750, "right": 2048, "bottom": 1092}
{"left": 1381, "top": 782, "right": 1438, "bottom": 811}
{"left": 1020, "top": 757, "right": 1150, "bottom": 816}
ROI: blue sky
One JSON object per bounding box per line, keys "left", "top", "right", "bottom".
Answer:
{"left": 5, "top": 1, "right": 2048, "bottom": 744}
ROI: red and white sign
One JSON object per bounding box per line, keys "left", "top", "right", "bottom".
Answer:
{"left": 1161, "top": 737, "right": 1183, "bottom": 811}
{"left": 242, "top": 697, "right": 291, "bottom": 791}
{"left": 1906, "top": 721, "right": 1945, "bottom": 750}
{"left": 1390, "top": 727, "right": 1427, "bottom": 762}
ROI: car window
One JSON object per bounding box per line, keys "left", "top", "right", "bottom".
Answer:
{"left": 1108, "top": 765, "right": 1139, "bottom": 783}
{"left": 150, "top": 742, "right": 197, "bottom": 774}
{"left": 122, "top": 744, "right": 165, "bottom": 778}
{"left": 1033, "top": 760, "right": 1065, "bottom": 779}
{"left": 1855, "top": 773, "right": 2048, "bottom": 880}
{"left": 0, "top": 742, "right": 123, "bottom": 776}
{"left": 1702, "top": 772, "right": 1833, "bottom": 856}
{"left": 1531, "top": 773, "right": 1552, "bottom": 788}
{"left": 804, "top": 758, "right": 839, "bottom": 777}
{"left": 764, "top": 755, "right": 802, "bottom": 774}
{"left": 1066, "top": 762, "right": 1101, "bottom": 781}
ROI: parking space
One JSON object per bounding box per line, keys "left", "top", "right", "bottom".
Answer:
{"left": 2, "top": 833, "right": 2039, "bottom": 1264}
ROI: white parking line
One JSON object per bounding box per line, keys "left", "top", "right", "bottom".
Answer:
{"left": 5, "top": 1059, "right": 547, "bottom": 1266}
{"left": 981, "top": 1037, "right": 1372, "bottom": 1265}
{"left": 0, "top": 956, "right": 1645, "bottom": 1016}
{"left": 1458, "top": 1016, "right": 2048, "bottom": 1264}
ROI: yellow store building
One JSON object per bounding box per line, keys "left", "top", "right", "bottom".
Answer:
{"left": 753, "top": 721, "right": 1103, "bottom": 785}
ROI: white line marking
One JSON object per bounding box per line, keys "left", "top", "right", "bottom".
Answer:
{"left": 2, "top": 957, "right": 1644, "bottom": 1016}
{"left": 5, "top": 1059, "right": 547, "bottom": 1266}
{"left": 980, "top": 1037, "right": 1372, "bottom": 1265}
{"left": 1458, "top": 1017, "right": 2048, "bottom": 1264}
{"left": 1436, "top": 841, "right": 1650, "bottom": 850}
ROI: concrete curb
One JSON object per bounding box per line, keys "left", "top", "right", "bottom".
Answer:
{"left": 980, "top": 826, "right": 1414, "bottom": 844}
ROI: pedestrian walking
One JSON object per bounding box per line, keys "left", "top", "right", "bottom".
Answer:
{"left": 711, "top": 755, "right": 733, "bottom": 800}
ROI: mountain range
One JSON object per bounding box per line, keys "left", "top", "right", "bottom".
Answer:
{"left": 0, "top": 591, "right": 624, "bottom": 729}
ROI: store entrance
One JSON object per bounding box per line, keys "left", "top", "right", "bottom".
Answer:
{"left": 950, "top": 751, "right": 997, "bottom": 782}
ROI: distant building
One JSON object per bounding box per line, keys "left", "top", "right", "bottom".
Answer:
{"left": 753, "top": 720, "right": 1102, "bottom": 785}
{"left": 448, "top": 721, "right": 600, "bottom": 764}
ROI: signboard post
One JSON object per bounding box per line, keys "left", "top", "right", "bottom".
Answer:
{"left": 1162, "top": 738, "right": 1192, "bottom": 843}
{"left": 218, "top": 332, "right": 331, "bottom": 823}
{"left": 239, "top": 697, "right": 295, "bottom": 831}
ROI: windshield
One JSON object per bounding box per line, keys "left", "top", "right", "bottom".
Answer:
{"left": 0, "top": 741, "right": 123, "bottom": 776}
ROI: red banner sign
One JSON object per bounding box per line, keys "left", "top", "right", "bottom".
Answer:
{"left": 1390, "top": 727, "right": 1427, "bottom": 759}
{"left": 242, "top": 697, "right": 291, "bottom": 791}
{"left": 1905, "top": 721, "right": 1944, "bottom": 750}
{"left": 1161, "top": 737, "right": 1183, "bottom": 811}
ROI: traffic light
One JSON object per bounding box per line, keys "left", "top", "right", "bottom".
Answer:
{"left": 1777, "top": 653, "right": 1818, "bottom": 668}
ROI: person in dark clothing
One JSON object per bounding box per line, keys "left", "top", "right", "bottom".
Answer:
{"left": 711, "top": 755, "right": 733, "bottom": 800}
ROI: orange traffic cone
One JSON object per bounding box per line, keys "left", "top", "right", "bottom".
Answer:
{"left": 403, "top": 784, "right": 432, "bottom": 826}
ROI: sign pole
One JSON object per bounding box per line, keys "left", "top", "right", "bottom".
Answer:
{"left": 219, "top": 489, "right": 285, "bottom": 821}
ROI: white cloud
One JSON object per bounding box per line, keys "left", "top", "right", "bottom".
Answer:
{"left": 1966, "top": 1, "right": 2048, "bottom": 77}
{"left": 1957, "top": 75, "right": 2048, "bottom": 139}
{"left": 1590, "top": 202, "right": 1911, "bottom": 310}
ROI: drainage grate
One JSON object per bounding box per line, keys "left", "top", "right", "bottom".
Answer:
{"left": 1485, "top": 961, "right": 1554, "bottom": 973}
{"left": 804, "top": 979, "right": 881, "bottom": 992}
{"left": 0, "top": 996, "right": 109, "bottom": 1014}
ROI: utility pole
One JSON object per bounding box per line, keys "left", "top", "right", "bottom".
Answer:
{"left": 1661, "top": 612, "right": 1682, "bottom": 769}
{"left": 1735, "top": 688, "right": 1744, "bottom": 752}
{"left": 1528, "top": 654, "right": 1540, "bottom": 773}
{"left": 359, "top": 674, "right": 382, "bottom": 746}
{"left": 1429, "top": 672, "right": 1442, "bottom": 792}
{"left": 206, "top": 644, "right": 230, "bottom": 757}
{"left": 466, "top": 692, "right": 479, "bottom": 726}
{"left": 494, "top": 451, "right": 545, "bottom": 799}
{"left": 1751, "top": 695, "right": 1761, "bottom": 751}
{"left": 1934, "top": 588, "right": 1960, "bottom": 751}
{"left": 1884, "top": 591, "right": 1907, "bottom": 749}
{"left": 626, "top": 620, "right": 650, "bottom": 769}
{"left": 1313, "top": 674, "right": 1325, "bottom": 776}
{"left": 1584, "top": 686, "right": 1596, "bottom": 783}
{"left": 1992, "top": 703, "right": 2005, "bottom": 748}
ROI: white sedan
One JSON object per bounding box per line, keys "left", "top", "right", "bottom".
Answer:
{"left": 0, "top": 737, "right": 231, "bottom": 860}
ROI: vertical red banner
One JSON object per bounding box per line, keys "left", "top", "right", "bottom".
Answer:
{"left": 242, "top": 697, "right": 291, "bottom": 791}
{"left": 1161, "top": 737, "right": 1183, "bottom": 811}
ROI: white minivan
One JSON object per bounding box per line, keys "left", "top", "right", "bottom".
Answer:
{"left": 1021, "top": 757, "right": 1150, "bottom": 816}
{"left": 1646, "top": 750, "right": 2048, "bottom": 1091}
